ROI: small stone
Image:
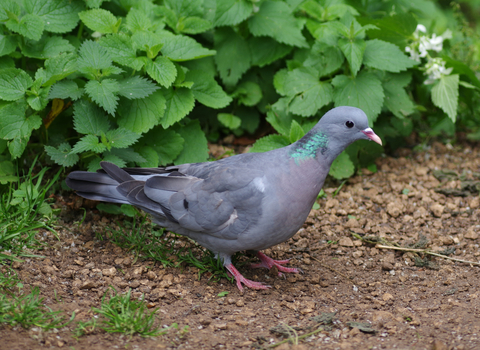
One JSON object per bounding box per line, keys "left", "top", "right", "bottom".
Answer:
{"left": 132, "top": 266, "right": 144, "bottom": 276}
{"left": 469, "top": 197, "right": 480, "bottom": 209}
{"left": 102, "top": 267, "right": 116, "bottom": 276}
{"left": 146, "top": 270, "right": 157, "bottom": 280}
{"left": 430, "top": 203, "right": 444, "bottom": 218}
{"left": 382, "top": 262, "right": 394, "bottom": 271}
{"left": 319, "top": 280, "right": 329, "bottom": 288}
{"left": 129, "top": 280, "right": 140, "bottom": 288}
{"left": 386, "top": 202, "right": 403, "bottom": 218}
{"left": 236, "top": 299, "right": 245, "bottom": 307}
{"left": 123, "top": 257, "right": 132, "bottom": 267}
{"left": 80, "top": 280, "right": 96, "bottom": 290}
{"left": 74, "top": 259, "right": 85, "bottom": 267}
{"left": 236, "top": 319, "right": 248, "bottom": 326}
{"left": 300, "top": 308, "right": 313, "bottom": 314}
{"left": 213, "top": 322, "right": 227, "bottom": 330}
{"left": 432, "top": 340, "right": 448, "bottom": 350}
{"left": 382, "top": 293, "right": 394, "bottom": 302}
{"left": 339, "top": 237, "right": 354, "bottom": 247}
{"left": 465, "top": 227, "right": 479, "bottom": 240}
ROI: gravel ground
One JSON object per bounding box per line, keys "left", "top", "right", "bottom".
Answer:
{"left": 1, "top": 141, "right": 480, "bottom": 350}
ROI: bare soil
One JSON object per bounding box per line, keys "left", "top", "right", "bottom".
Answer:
{"left": 2, "top": 141, "right": 480, "bottom": 350}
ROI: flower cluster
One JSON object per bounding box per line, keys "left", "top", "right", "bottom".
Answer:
{"left": 405, "top": 24, "right": 453, "bottom": 84}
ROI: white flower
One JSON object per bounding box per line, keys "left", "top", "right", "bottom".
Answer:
{"left": 424, "top": 57, "right": 453, "bottom": 84}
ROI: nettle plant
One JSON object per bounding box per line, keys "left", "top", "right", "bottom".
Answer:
{"left": 0, "top": 0, "right": 477, "bottom": 178}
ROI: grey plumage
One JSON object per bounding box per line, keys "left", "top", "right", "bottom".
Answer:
{"left": 66, "top": 106, "right": 382, "bottom": 291}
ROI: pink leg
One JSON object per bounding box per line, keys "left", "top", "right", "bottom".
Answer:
{"left": 225, "top": 263, "right": 271, "bottom": 292}
{"left": 251, "top": 252, "right": 301, "bottom": 275}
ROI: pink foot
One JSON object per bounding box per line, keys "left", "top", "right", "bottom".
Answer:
{"left": 225, "top": 263, "right": 271, "bottom": 292}
{"left": 251, "top": 252, "right": 301, "bottom": 276}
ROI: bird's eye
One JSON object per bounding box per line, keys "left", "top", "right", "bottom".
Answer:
{"left": 345, "top": 121, "right": 354, "bottom": 128}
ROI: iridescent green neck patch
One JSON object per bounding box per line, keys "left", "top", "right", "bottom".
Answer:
{"left": 290, "top": 132, "right": 328, "bottom": 163}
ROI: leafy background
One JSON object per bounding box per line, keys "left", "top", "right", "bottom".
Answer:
{"left": 0, "top": 0, "right": 480, "bottom": 182}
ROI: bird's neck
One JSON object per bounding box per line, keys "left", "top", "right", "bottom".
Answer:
{"left": 289, "top": 130, "right": 328, "bottom": 164}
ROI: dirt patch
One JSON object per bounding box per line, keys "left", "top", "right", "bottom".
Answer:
{"left": 2, "top": 141, "right": 480, "bottom": 349}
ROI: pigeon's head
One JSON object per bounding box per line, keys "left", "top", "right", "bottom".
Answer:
{"left": 317, "top": 106, "right": 382, "bottom": 147}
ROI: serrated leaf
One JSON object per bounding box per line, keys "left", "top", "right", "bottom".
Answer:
{"left": 73, "top": 99, "right": 110, "bottom": 135}
{"left": 106, "top": 147, "right": 146, "bottom": 163}
{"left": 185, "top": 70, "right": 232, "bottom": 108}
{"left": 117, "top": 76, "right": 158, "bottom": 100}
{"left": 27, "top": 87, "right": 50, "bottom": 111}
{"left": 0, "top": 34, "right": 17, "bottom": 57}
{"left": 0, "top": 68, "right": 33, "bottom": 101}
{"left": 233, "top": 81, "right": 262, "bottom": 107}
{"left": 173, "top": 119, "right": 208, "bottom": 164}
{"left": 338, "top": 38, "right": 365, "bottom": 77}
{"left": 178, "top": 16, "right": 212, "bottom": 34}
{"left": 250, "top": 134, "right": 290, "bottom": 153}
{"left": 266, "top": 97, "right": 293, "bottom": 135}
{"left": 45, "top": 142, "right": 79, "bottom": 166}
{"left": 214, "top": 27, "right": 251, "bottom": 86}
{"left": 25, "top": 0, "right": 84, "bottom": 34}
{"left": 131, "top": 31, "right": 165, "bottom": 55}
{"left": 304, "top": 42, "right": 344, "bottom": 77}
{"left": 363, "top": 39, "right": 416, "bottom": 72}
{"left": 78, "top": 40, "right": 112, "bottom": 75}
{"left": 125, "top": 8, "right": 151, "bottom": 33}
{"left": 289, "top": 120, "right": 305, "bottom": 143}
{"left": 283, "top": 68, "right": 332, "bottom": 117}
{"left": 117, "top": 90, "right": 166, "bottom": 133}
{"left": 17, "top": 13, "right": 45, "bottom": 41}
{"left": 146, "top": 56, "right": 177, "bottom": 88}
{"left": 164, "top": 0, "right": 203, "bottom": 17}
{"left": 329, "top": 151, "right": 354, "bottom": 179}
{"left": 332, "top": 71, "right": 384, "bottom": 123}
{"left": 101, "top": 153, "right": 126, "bottom": 168}
{"left": 161, "top": 35, "right": 215, "bottom": 61}
{"left": 218, "top": 113, "right": 241, "bottom": 130}
{"left": 85, "top": 79, "right": 119, "bottom": 115}
{"left": 99, "top": 34, "right": 144, "bottom": 70}
{"left": 249, "top": 36, "right": 292, "bottom": 68}
{"left": 432, "top": 74, "right": 459, "bottom": 122}
{"left": 161, "top": 87, "right": 195, "bottom": 128}
{"left": 49, "top": 80, "right": 83, "bottom": 100}
{"left": 248, "top": 1, "right": 308, "bottom": 48}
{"left": 213, "top": 0, "right": 253, "bottom": 27}
{"left": 383, "top": 73, "right": 415, "bottom": 118}
{"left": 21, "top": 35, "right": 75, "bottom": 59}
{"left": 42, "top": 53, "right": 77, "bottom": 85}
{"left": 137, "top": 145, "right": 159, "bottom": 167}
{"left": 359, "top": 13, "right": 417, "bottom": 48}
{"left": 140, "top": 128, "right": 184, "bottom": 165}
{"left": 79, "top": 9, "right": 119, "bottom": 34}
{"left": 71, "top": 134, "right": 106, "bottom": 153}
{"left": 273, "top": 69, "right": 288, "bottom": 96}
{"left": 105, "top": 128, "right": 141, "bottom": 149}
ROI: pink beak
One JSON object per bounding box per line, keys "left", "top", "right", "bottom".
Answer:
{"left": 362, "top": 128, "right": 382, "bottom": 145}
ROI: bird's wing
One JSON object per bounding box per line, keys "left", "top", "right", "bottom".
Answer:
{"left": 143, "top": 164, "right": 266, "bottom": 240}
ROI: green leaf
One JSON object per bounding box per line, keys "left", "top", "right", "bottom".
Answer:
{"left": 432, "top": 74, "right": 459, "bottom": 122}
{"left": 99, "top": 34, "right": 144, "bottom": 71}
{"left": 0, "top": 57, "right": 15, "bottom": 70}
{"left": 96, "top": 203, "right": 122, "bottom": 215}
{"left": 101, "top": 153, "right": 126, "bottom": 168}
{"left": 186, "top": 70, "right": 232, "bottom": 108}
{"left": 27, "top": 87, "right": 50, "bottom": 111}
{"left": 73, "top": 99, "right": 110, "bottom": 135}
{"left": 248, "top": 1, "right": 308, "bottom": 48}
{"left": 49, "top": 80, "right": 83, "bottom": 100}
{"left": 273, "top": 69, "right": 288, "bottom": 96}
{"left": 21, "top": 35, "right": 75, "bottom": 59}
{"left": 359, "top": 13, "right": 417, "bottom": 48}
{"left": 329, "top": 151, "right": 354, "bottom": 179}
{"left": 289, "top": 120, "right": 305, "bottom": 143}
{"left": 0, "top": 34, "right": 17, "bottom": 57}
{"left": 250, "top": 134, "right": 290, "bottom": 153}
{"left": 284, "top": 68, "right": 333, "bottom": 117}
{"left": 137, "top": 145, "right": 159, "bottom": 167}
{"left": 117, "top": 76, "right": 159, "bottom": 100}
{"left": 338, "top": 38, "right": 365, "bottom": 77}
{"left": 161, "top": 87, "right": 195, "bottom": 128}
{"left": 214, "top": 27, "right": 251, "bottom": 86}
{"left": 45, "top": 142, "right": 79, "bottom": 167}
{"left": 13, "top": 13, "right": 45, "bottom": 41}
{"left": 131, "top": 31, "right": 164, "bottom": 56}
{"left": 161, "top": 35, "right": 215, "bottom": 61}
{"left": 363, "top": 40, "right": 416, "bottom": 73}
{"left": 213, "top": 0, "right": 253, "bottom": 27}
{"left": 79, "top": 9, "right": 119, "bottom": 34}
{"left": 249, "top": 36, "right": 292, "bottom": 68}
{"left": 266, "top": 97, "right": 293, "bottom": 135}
{"left": 42, "top": 53, "right": 77, "bottom": 85}
{"left": 332, "top": 71, "right": 384, "bottom": 123}
{"left": 218, "top": 113, "right": 241, "bottom": 130}
{"left": 25, "top": 0, "right": 84, "bottom": 34}
{"left": 71, "top": 134, "right": 106, "bottom": 154}
{"left": 117, "top": 90, "right": 166, "bottom": 133}
{"left": 233, "top": 81, "right": 262, "bottom": 107}
{"left": 304, "top": 42, "right": 344, "bottom": 78}
{"left": 77, "top": 40, "right": 112, "bottom": 76}
{"left": 105, "top": 128, "right": 141, "bottom": 149}
{"left": 140, "top": 128, "right": 184, "bottom": 166}
{"left": 85, "top": 79, "right": 119, "bottom": 115}
{"left": 0, "top": 68, "right": 33, "bottom": 101}
{"left": 178, "top": 16, "right": 212, "bottom": 34}
{"left": 173, "top": 119, "right": 208, "bottom": 164}
{"left": 125, "top": 8, "right": 151, "bottom": 33}
{"left": 164, "top": 0, "right": 203, "bottom": 17}
{"left": 383, "top": 72, "right": 415, "bottom": 118}
{"left": 106, "top": 147, "right": 146, "bottom": 163}
{"left": 146, "top": 56, "right": 177, "bottom": 88}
